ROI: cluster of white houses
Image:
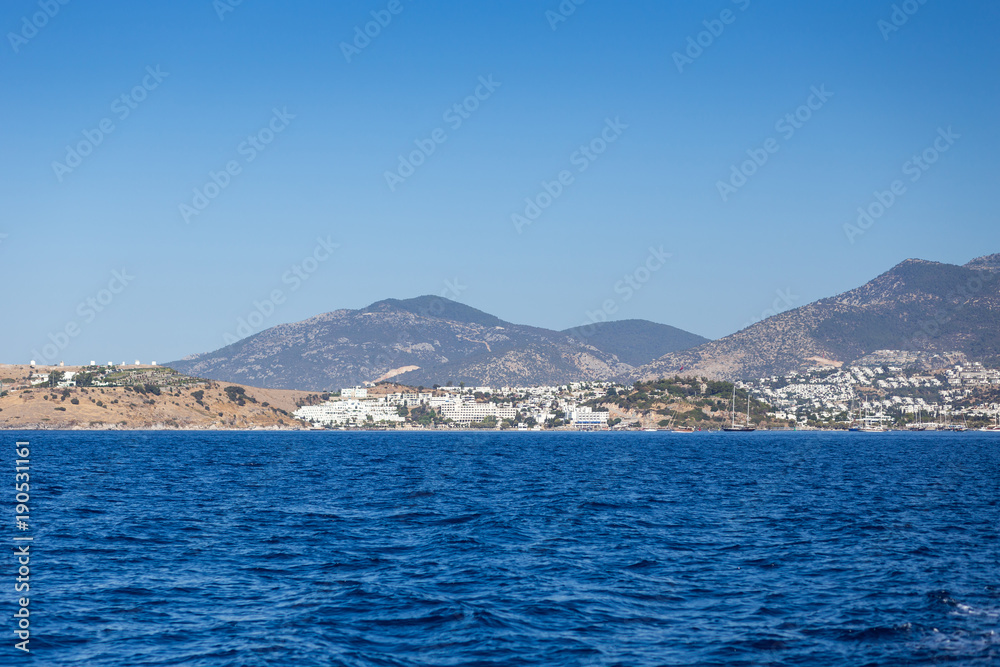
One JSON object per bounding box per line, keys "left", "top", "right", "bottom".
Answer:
{"left": 293, "top": 385, "right": 610, "bottom": 428}
{"left": 751, "top": 362, "right": 1000, "bottom": 424}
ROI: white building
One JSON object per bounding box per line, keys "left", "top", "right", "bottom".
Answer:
{"left": 294, "top": 399, "right": 402, "bottom": 426}
{"left": 439, "top": 400, "right": 517, "bottom": 425}
{"left": 341, "top": 387, "right": 368, "bottom": 399}
{"left": 570, "top": 406, "right": 609, "bottom": 427}
{"left": 388, "top": 392, "right": 433, "bottom": 405}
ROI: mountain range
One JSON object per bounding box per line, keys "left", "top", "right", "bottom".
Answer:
{"left": 170, "top": 254, "right": 1000, "bottom": 389}
{"left": 170, "top": 297, "right": 705, "bottom": 390}
{"left": 635, "top": 254, "right": 1000, "bottom": 381}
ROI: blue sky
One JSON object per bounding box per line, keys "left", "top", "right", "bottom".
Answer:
{"left": 2, "top": 0, "right": 998, "bottom": 365}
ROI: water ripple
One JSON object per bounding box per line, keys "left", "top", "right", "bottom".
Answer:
{"left": 9, "top": 430, "right": 1000, "bottom": 666}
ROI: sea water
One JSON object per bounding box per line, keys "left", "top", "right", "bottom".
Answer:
{"left": 6, "top": 430, "right": 999, "bottom": 665}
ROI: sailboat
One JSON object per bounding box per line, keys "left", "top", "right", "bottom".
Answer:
{"left": 852, "top": 396, "right": 886, "bottom": 432}
{"left": 907, "top": 407, "right": 927, "bottom": 431}
{"left": 859, "top": 403, "right": 887, "bottom": 432}
{"left": 848, "top": 393, "right": 861, "bottom": 431}
{"left": 940, "top": 408, "right": 968, "bottom": 432}
{"left": 723, "top": 386, "right": 755, "bottom": 432}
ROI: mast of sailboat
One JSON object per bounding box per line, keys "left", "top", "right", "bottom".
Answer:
{"left": 730, "top": 386, "right": 736, "bottom": 429}
{"left": 746, "top": 389, "right": 751, "bottom": 427}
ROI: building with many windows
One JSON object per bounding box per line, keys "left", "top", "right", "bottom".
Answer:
{"left": 438, "top": 400, "right": 517, "bottom": 425}
{"left": 294, "top": 399, "right": 402, "bottom": 426}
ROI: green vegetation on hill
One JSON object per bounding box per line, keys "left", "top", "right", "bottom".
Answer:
{"left": 588, "top": 376, "right": 781, "bottom": 428}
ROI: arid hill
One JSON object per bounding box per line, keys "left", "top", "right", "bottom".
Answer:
{"left": 632, "top": 255, "right": 1000, "bottom": 381}
{"left": 0, "top": 364, "right": 313, "bottom": 430}
{"left": 169, "top": 297, "right": 704, "bottom": 390}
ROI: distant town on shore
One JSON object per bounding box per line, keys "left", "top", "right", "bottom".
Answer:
{"left": 5, "top": 252, "right": 999, "bottom": 431}
{"left": 2, "top": 358, "right": 998, "bottom": 432}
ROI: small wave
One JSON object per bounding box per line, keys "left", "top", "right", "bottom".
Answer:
{"left": 928, "top": 589, "right": 959, "bottom": 607}
{"left": 914, "top": 627, "right": 1000, "bottom": 655}
{"left": 625, "top": 559, "right": 658, "bottom": 570}
{"left": 838, "top": 623, "right": 913, "bottom": 641}
{"left": 954, "top": 603, "right": 1000, "bottom": 618}
{"left": 754, "top": 606, "right": 785, "bottom": 617}
{"left": 106, "top": 586, "right": 154, "bottom": 597}
{"left": 389, "top": 511, "right": 442, "bottom": 521}
{"left": 746, "top": 638, "right": 789, "bottom": 651}
{"left": 578, "top": 501, "right": 622, "bottom": 510}
{"left": 369, "top": 610, "right": 465, "bottom": 628}
{"left": 432, "top": 513, "right": 482, "bottom": 526}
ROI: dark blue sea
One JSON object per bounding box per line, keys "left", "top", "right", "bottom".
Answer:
{"left": 5, "top": 431, "right": 1000, "bottom": 666}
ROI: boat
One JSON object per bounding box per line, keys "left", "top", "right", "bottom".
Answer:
{"left": 661, "top": 410, "right": 695, "bottom": 432}
{"left": 848, "top": 394, "right": 861, "bottom": 431}
{"left": 851, "top": 395, "right": 886, "bottom": 431}
{"left": 858, "top": 407, "right": 888, "bottom": 432}
{"left": 722, "top": 386, "right": 755, "bottom": 432}
{"left": 906, "top": 408, "right": 927, "bottom": 431}
{"left": 938, "top": 409, "right": 968, "bottom": 432}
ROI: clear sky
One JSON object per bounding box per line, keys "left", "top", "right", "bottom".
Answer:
{"left": 2, "top": 0, "right": 998, "bottom": 365}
